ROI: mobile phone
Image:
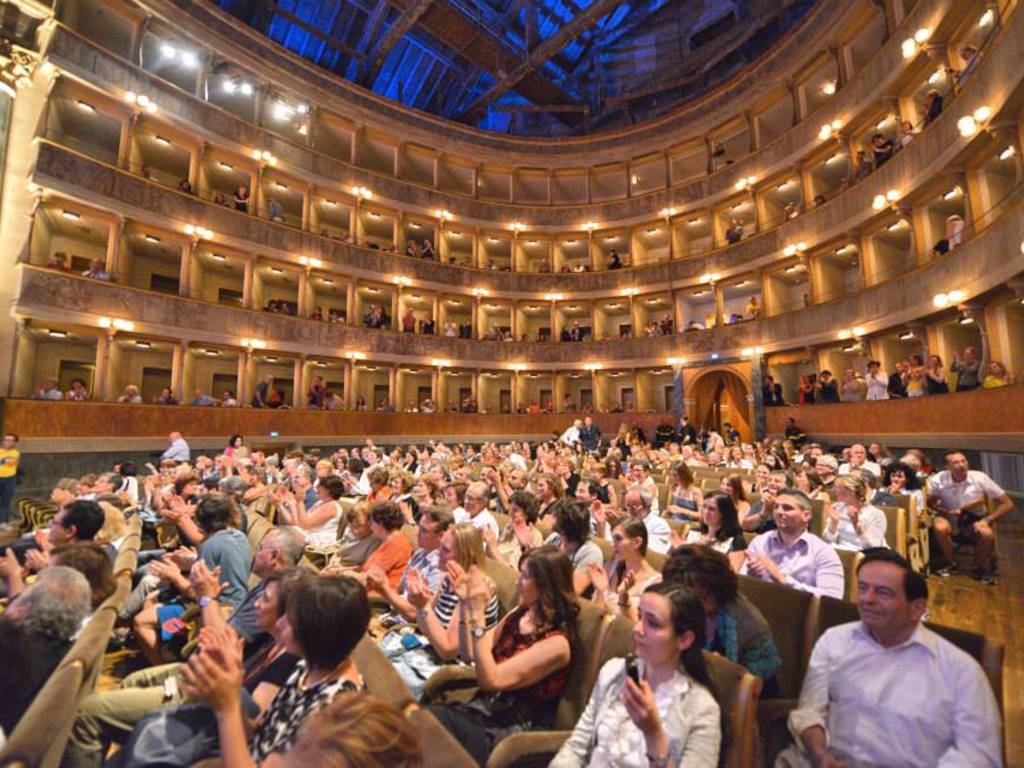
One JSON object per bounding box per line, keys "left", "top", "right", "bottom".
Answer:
{"left": 625, "top": 654, "right": 641, "bottom": 685}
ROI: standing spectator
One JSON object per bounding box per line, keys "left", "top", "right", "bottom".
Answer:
{"left": 82, "top": 258, "right": 111, "bottom": 280}
{"left": 896, "top": 119, "right": 916, "bottom": 148}
{"left": 983, "top": 361, "right": 1013, "bottom": 388}
{"left": 887, "top": 360, "right": 908, "bottom": 398}
{"left": 864, "top": 360, "right": 889, "bottom": 400}
{"left": 420, "top": 239, "right": 436, "bottom": 260}
{"left": 251, "top": 374, "right": 274, "bottom": 408}
{"left": 190, "top": 389, "right": 217, "bottom": 407}
{"left": 816, "top": 371, "right": 839, "bottom": 403}
{"left": 840, "top": 370, "right": 865, "bottom": 402}
{"left": 870, "top": 133, "right": 895, "bottom": 167}
{"left": 953, "top": 45, "right": 982, "bottom": 91}
{"left": 65, "top": 377, "right": 91, "bottom": 401}
{"left": 725, "top": 219, "right": 744, "bottom": 244}
{"left": 922, "top": 89, "right": 944, "bottom": 126}
{"left": 405, "top": 239, "right": 420, "bottom": 258}
{"left": 401, "top": 307, "right": 417, "bottom": 333}
{"left": 951, "top": 346, "right": 983, "bottom": 391}
{"left": 798, "top": 375, "right": 816, "bottom": 405}
{"left": 851, "top": 150, "right": 873, "bottom": 182}
{"left": 233, "top": 185, "right": 249, "bottom": 212}
{"left": 0, "top": 433, "right": 19, "bottom": 528}
{"left": 762, "top": 375, "right": 784, "bottom": 406}
{"left": 925, "top": 354, "right": 949, "bottom": 394}
{"left": 267, "top": 197, "right": 285, "bottom": 222}
{"left": 607, "top": 249, "right": 623, "bottom": 269}
{"left": 160, "top": 431, "right": 191, "bottom": 463}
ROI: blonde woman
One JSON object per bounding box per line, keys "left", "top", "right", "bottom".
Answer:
{"left": 823, "top": 474, "right": 887, "bottom": 550}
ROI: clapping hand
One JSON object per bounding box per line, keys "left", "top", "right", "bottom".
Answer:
{"left": 587, "top": 561, "right": 609, "bottom": 594}
{"left": 179, "top": 624, "right": 244, "bottom": 712}
{"left": 189, "top": 560, "right": 225, "bottom": 600}
{"left": 364, "top": 565, "right": 388, "bottom": 592}
{"left": 24, "top": 547, "right": 49, "bottom": 574}
{"left": 406, "top": 568, "right": 431, "bottom": 610}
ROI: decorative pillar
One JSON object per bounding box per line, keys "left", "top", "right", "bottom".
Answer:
{"left": 106, "top": 217, "right": 125, "bottom": 279}
{"left": 510, "top": 371, "right": 520, "bottom": 413}
{"left": 179, "top": 240, "right": 195, "bottom": 298}
{"left": 390, "top": 288, "right": 400, "bottom": 331}
{"left": 170, "top": 341, "right": 186, "bottom": 403}
{"left": 343, "top": 360, "right": 353, "bottom": 408}
{"left": 713, "top": 281, "right": 725, "bottom": 327}
{"left": 292, "top": 357, "right": 305, "bottom": 409}
{"left": 237, "top": 350, "right": 252, "bottom": 405}
{"left": 297, "top": 269, "right": 309, "bottom": 317}
{"left": 94, "top": 330, "right": 115, "bottom": 402}
{"left": 242, "top": 257, "right": 255, "bottom": 309}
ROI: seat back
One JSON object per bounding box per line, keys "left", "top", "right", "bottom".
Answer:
{"left": 0, "top": 660, "right": 84, "bottom": 768}
{"left": 493, "top": 512, "right": 511, "bottom": 532}
{"left": 655, "top": 484, "right": 670, "bottom": 513}
{"left": 834, "top": 549, "right": 864, "bottom": 602}
{"left": 877, "top": 505, "right": 907, "bottom": 555}
{"left": 351, "top": 637, "right": 415, "bottom": 711}
{"left": 552, "top": 602, "right": 616, "bottom": 731}
{"left": 809, "top": 499, "right": 825, "bottom": 536}
{"left": 705, "top": 652, "right": 762, "bottom": 768}
{"left": 645, "top": 549, "right": 667, "bottom": 572}
{"left": 926, "top": 623, "right": 1004, "bottom": 713}
{"left": 483, "top": 558, "right": 519, "bottom": 616}
{"left": 737, "top": 576, "right": 814, "bottom": 698}
{"left": 608, "top": 480, "right": 626, "bottom": 509}
{"left": 592, "top": 537, "right": 614, "bottom": 562}
{"left": 59, "top": 602, "right": 120, "bottom": 702}
{"left": 246, "top": 513, "right": 274, "bottom": 552}
{"left": 404, "top": 705, "right": 477, "bottom": 768}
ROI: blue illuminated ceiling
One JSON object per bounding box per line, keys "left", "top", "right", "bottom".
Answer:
{"left": 217, "top": 0, "right": 815, "bottom": 135}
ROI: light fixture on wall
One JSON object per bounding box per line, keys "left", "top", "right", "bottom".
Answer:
{"left": 699, "top": 272, "right": 721, "bottom": 284}
{"left": 957, "top": 106, "right": 993, "bottom": 137}
{"left": 958, "top": 312, "right": 974, "bottom": 325}
{"left": 299, "top": 256, "right": 322, "bottom": 268}
{"left": 734, "top": 175, "right": 757, "bottom": 191}
{"left": 47, "top": 329, "right": 68, "bottom": 338}
{"left": 978, "top": 8, "right": 995, "bottom": 26}
{"left": 666, "top": 357, "right": 686, "bottom": 366}
{"left": 818, "top": 120, "right": 842, "bottom": 140}
{"left": 898, "top": 330, "right": 916, "bottom": 341}
{"left": 932, "top": 289, "right": 966, "bottom": 308}
{"left": 184, "top": 224, "right": 213, "bottom": 239}
{"left": 901, "top": 28, "right": 931, "bottom": 58}
{"left": 660, "top": 207, "right": 676, "bottom": 217}
{"left": 240, "top": 338, "right": 266, "bottom": 349}
{"left": 999, "top": 146, "right": 1016, "bottom": 161}
{"left": 821, "top": 81, "right": 836, "bottom": 96}
{"left": 583, "top": 363, "right": 602, "bottom": 371}
{"left": 124, "top": 91, "right": 158, "bottom": 113}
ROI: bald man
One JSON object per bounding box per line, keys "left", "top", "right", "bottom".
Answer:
{"left": 160, "top": 431, "right": 190, "bottom": 463}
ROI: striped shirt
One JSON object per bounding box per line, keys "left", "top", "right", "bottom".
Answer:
{"left": 433, "top": 576, "right": 501, "bottom": 628}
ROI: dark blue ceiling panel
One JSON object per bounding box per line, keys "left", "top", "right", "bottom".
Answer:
{"left": 217, "top": 0, "right": 817, "bottom": 136}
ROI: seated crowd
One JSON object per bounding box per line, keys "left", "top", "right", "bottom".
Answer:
{"left": 0, "top": 420, "right": 1009, "bottom": 767}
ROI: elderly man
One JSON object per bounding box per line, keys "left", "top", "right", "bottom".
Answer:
{"left": 160, "top": 431, "right": 190, "bottom": 463}
{"left": 463, "top": 481, "right": 499, "bottom": 538}
{"left": 623, "top": 487, "right": 671, "bottom": 554}
{"left": 928, "top": 451, "right": 1013, "bottom": 585}
{"left": 838, "top": 444, "right": 881, "bottom": 477}
{"left": 1, "top": 567, "right": 92, "bottom": 735}
{"left": 560, "top": 418, "right": 583, "bottom": 446}
{"left": 741, "top": 490, "right": 843, "bottom": 598}
{"left": 779, "top": 549, "right": 1001, "bottom": 768}
{"left": 627, "top": 460, "right": 661, "bottom": 514}
{"left": 64, "top": 528, "right": 304, "bottom": 768}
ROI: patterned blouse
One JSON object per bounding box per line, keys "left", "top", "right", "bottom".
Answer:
{"left": 706, "top": 593, "right": 781, "bottom": 682}
{"left": 249, "top": 661, "right": 360, "bottom": 763}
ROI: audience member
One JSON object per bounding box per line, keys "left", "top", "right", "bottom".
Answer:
{"left": 779, "top": 550, "right": 1001, "bottom": 768}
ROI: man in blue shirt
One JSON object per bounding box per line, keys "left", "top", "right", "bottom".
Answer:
{"left": 160, "top": 431, "right": 191, "bottom": 463}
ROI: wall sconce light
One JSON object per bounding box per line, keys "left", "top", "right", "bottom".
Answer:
{"left": 957, "top": 106, "right": 993, "bottom": 137}
{"left": 933, "top": 290, "right": 966, "bottom": 308}
{"left": 241, "top": 337, "right": 266, "bottom": 349}
{"left": 124, "top": 91, "right": 158, "bottom": 113}
{"left": 734, "top": 176, "right": 757, "bottom": 191}
{"left": 184, "top": 224, "right": 213, "bottom": 239}
{"left": 818, "top": 119, "right": 842, "bottom": 140}
{"left": 901, "top": 28, "right": 931, "bottom": 58}
{"left": 660, "top": 207, "right": 676, "bottom": 217}
{"left": 431, "top": 358, "right": 451, "bottom": 368}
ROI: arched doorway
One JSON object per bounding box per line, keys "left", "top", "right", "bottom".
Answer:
{"left": 689, "top": 369, "right": 753, "bottom": 442}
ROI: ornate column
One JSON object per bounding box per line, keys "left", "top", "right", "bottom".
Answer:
{"left": 106, "top": 216, "right": 125, "bottom": 279}
{"left": 179, "top": 240, "right": 195, "bottom": 298}
{"left": 237, "top": 349, "right": 252, "bottom": 406}
{"left": 292, "top": 356, "right": 305, "bottom": 409}
{"left": 94, "top": 329, "right": 115, "bottom": 402}
{"left": 343, "top": 359, "right": 353, "bottom": 409}
{"left": 242, "top": 257, "right": 255, "bottom": 309}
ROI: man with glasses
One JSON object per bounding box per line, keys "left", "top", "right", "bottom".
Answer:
{"left": 623, "top": 487, "right": 671, "bottom": 554}
{"left": 463, "top": 481, "right": 499, "bottom": 539}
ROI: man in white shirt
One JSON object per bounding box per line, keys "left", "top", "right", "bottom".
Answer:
{"left": 464, "top": 481, "right": 499, "bottom": 539}
{"left": 837, "top": 444, "right": 881, "bottom": 478}
{"left": 159, "top": 431, "right": 190, "bottom": 463}
{"left": 560, "top": 419, "right": 583, "bottom": 447}
{"left": 627, "top": 460, "right": 661, "bottom": 515}
{"left": 623, "top": 487, "right": 670, "bottom": 554}
{"left": 927, "top": 451, "right": 1013, "bottom": 584}
{"left": 864, "top": 359, "right": 890, "bottom": 400}
{"left": 780, "top": 549, "right": 1001, "bottom": 768}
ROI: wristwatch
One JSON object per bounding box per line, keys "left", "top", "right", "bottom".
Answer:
{"left": 198, "top": 596, "right": 214, "bottom": 608}
{"left": 470, "top": 625, "right": 486, "bottom": 639}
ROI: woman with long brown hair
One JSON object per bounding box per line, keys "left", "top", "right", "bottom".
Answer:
{"left": 427, "top": 545, "right": 579, "bottom": 765}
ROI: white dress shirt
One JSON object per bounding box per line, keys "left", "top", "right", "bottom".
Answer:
{"left": 865, "top": 371, "right": 890, "bottom": 400}
{"left": 643, "top": 510, "right": 672, "bottom": 554}
{"left": 468, "top": 508, "right": 500, "bottom": 539}
{"left": 788, "top": 621, "right": 1001, "bottom": 768}
{"left": 838, "top": 460, "right": 881, "bottom": 478}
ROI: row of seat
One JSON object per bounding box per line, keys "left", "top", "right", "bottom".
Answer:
{"left": 0, "top": 517, "right": 141, "bottom": 768}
